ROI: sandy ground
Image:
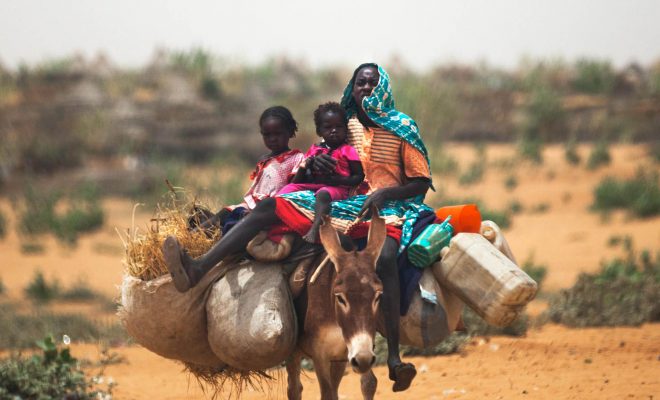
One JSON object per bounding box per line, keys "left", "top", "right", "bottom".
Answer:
{"left": 1, "top": 143, "right": 659, "bottom": 399}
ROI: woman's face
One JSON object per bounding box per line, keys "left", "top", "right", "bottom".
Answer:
{"left": 260, "top": 117, "right": 291, "bottom": 153}
{"left": 317, "top": 111, "right": 347, "bottom": 148}
{"left": 352, "top": 66, "right": 380, "bottom": 105}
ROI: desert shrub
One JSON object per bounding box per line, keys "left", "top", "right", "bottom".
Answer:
{"left": 60, "top": 279, "right": 101, "bottom": 302}
{"left": 0, "top": 336, "right": 115, "bottom": 399}
{"left": 18, "top": 182, "right": 104, "bottom": 245}
{"left": 564, "top": 135, "right": 581, "bottom": 165}
{"left": 531, "top": 202, "right": 550, "bottom": 213}
{"left": 504, "top": 175, "right": 518, "bottom": 191}
{"left": 521, "top": 256, "right": 548, "bottom": 290}
{"left": 650, "top": 142, "right": 660, "bottom": 163}
{"left": 517, "top": 82, "right": 567, "bottom": 162}
{"left": 20, "top": 242, "right": 45, "bottom": 255}
{"left": 458, "top": 162, "right": 484, "bottom": 185}
{"left": 0, "top": 210, "right": 6, "bottom": 239}
{"left": 517, "top": 134, "right": 544, "bottom": 164}
{"left": 0, "top": 278, "right": 4, "bottom": 295}
{"left": 24, "top": 271, "right": 60, "bottom": 303}
{"left": 374, "top": 332, "right": 470, "bottom": 365}
{"left": 508, "top": 200, "right": 523, "bottom": 214}
{"left": 0, "top": 303, "right": 127, "bottom": 349}
{"left": 592, "top": 169, "right": 660, "bottom": 217}
{"left": 587, "top": 139, "right": 611, "bottom": 170}
{"left": 458, "top": 144, "right": 486, "bottom": 186}
{"left": 201, "top": 75, "right": 222, "bottom": 100}
{"left": 546, "top": 243, "right": 660, "bottom": 327}
{"left": 461, "top": 307, "right": 529, "bottom": 337}
{"left": 572, "top": 58, "right": 615, "bottom": 94}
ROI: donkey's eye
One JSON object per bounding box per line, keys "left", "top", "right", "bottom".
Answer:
{"left": 335, "top": 294, "right": 347, "bottom": 306}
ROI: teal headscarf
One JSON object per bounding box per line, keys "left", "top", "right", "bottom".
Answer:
{"left": 340, "top": 64, "right": 431, "bottom": 171}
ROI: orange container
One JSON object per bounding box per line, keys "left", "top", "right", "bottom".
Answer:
{"left": 435, "top": 204, "right": 481, "bottom": 233}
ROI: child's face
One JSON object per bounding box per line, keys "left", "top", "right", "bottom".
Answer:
{"left": 318, "top": 111, "right": 347, "bottom": 148}
{"left": 260, "top": 117, "right": 291, "bottom": 153}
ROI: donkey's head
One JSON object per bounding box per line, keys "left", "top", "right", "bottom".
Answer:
{"left": 319, "top": 208, "right": 386, "bottom": 374}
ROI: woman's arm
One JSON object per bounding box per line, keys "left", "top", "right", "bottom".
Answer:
{"left": 358, "top": 178, "right": 430, "bottom": 216}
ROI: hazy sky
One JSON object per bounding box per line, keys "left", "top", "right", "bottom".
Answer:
{"left": 1, "top": 0, "right": 658, "bottom": 70}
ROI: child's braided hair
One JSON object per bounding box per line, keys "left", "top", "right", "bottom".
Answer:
{"left": 259, "top": 106, "right": 298, "bottom": 137}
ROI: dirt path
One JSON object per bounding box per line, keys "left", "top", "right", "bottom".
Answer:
{"left": 73, "top": 323, "right": 659, "bottom": 399}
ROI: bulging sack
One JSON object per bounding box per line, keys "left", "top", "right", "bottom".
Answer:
{"left": 206, "top": 262, "right": 297, "bottom": 371}
{"left": 398, "top": 268, "right": 464, "bottom": 348}
{"left": 118, "top": 266, "right": 227, "bottom": 368}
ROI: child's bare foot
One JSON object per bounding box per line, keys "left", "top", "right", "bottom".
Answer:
{"left": 302, "top": 226, "right": 320, "bottom": 243}
{"left": 162, "top": 236, "right": 199, "bottom": 292}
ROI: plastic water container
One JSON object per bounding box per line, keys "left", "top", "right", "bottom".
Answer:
{"left": 407, "top": 217, "right": 453, "bottom": 268}
{"left": 432, "top": 233, "right": 538, "bottom": 327}
{"left": 435, "top": 204, "right": 482, "bottom": 233}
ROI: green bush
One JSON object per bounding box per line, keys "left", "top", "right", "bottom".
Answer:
{"left": 20, "top": 242, "right": 45, "bottom": 255}
{"left": 546, "top": 243, "right": 660, "bottom": 327}
{"left": 508, "top": 200, "right": 523, "bottom": 214}
{"left": 61, "top": 279, "right": 101, "bottom": 302}
{"left": 592, "top": 169, "right": 660, "bottom": 217}
{"left": 373, "top": 331, "right": 470, "bottom": 365}
{"left": 564, "top": 136, "right": 581, "bottom": 165}
{"left": 0, "top": 277, "right": 4, "bottom": 295}
{"left": 0, "top": 336, "right": 115, "bottom": 399}
{"left": 462, "top": 307, "right": 529, "bottom": 337}
{"left": 458, "top": 144, "right": 486, "bottom": 186}
{"left": 517, "top": 134, "right": 544, "bottom": 164}
{"left": 572, "top": 59, "right": 615, "bottom": 94}
{"left": 522, "top": 256, "right": 548, "bottom": 290}
{"left": 0, "top": 303, "right": 127, "bottom": 349}
{"left": 504, "top": 175, "right": 518, "bottom": 191}
{"left": 587, "top": 140, "right": 611, "bottom": 170}
{"left": 24, "top": 271, "right": 60, "bottom": 303}
{"left": 0, "top": 210, "right": 6, "bottom": 239}
{"left": 18, "top": 182, "right": 104, "bottom": 245}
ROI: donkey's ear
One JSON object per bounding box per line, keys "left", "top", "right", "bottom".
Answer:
{"left": 319, "top": 215, "right": 347, "bottom": 271}
{"left": 364, "top": 205, "right": 386, "bottom": 263}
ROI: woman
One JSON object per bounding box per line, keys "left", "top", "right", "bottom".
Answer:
{"left": 163, "top": 63, "right": 433, "bottom": 392}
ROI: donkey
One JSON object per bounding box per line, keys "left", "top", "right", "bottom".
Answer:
{"left": 286, "top": 211, "right": 387, "bottom": 400}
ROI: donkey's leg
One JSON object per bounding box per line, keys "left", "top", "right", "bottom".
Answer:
{"left": 285, "top": 351, "right": 303, "bottom": 400}
{"left": 360, "top": 370, "right": 377, "bottom": 400}
{"left": 314, "top": 359, "right": 346, "bottom": 400}
{"left": 377, "top": 237, "right": 417, "bottom": 392}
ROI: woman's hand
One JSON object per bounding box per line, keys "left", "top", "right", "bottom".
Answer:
{"left": 358, "top": 188, "right": 390, "bottom": 219}
{"left": 311, "top": 154, "right": 337, "bottom": 175}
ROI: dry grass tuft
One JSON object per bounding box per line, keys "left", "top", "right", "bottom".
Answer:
{"left": 183, "top": 362, "right": 278, "bottom": 400}
{"left": 120, "top": 191, "right": 221, "bottom": 281}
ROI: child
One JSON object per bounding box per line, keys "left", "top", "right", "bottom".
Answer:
{"left": 278, "top": 102, "right": 364, "bottom": 242}
{"left": 196, "top": 106, "right": 304, "bottom": 234}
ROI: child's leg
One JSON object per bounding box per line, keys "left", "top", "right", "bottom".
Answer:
{"left": 302, "top": 190, "right": 331, "bottom": 243}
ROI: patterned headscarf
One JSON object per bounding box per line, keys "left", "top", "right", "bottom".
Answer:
{"left": 340, "top": 64, "right": 431, "bottom": 170}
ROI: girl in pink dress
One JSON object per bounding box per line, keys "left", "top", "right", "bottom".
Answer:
{"left": 278, "top": 102, "right": 364, "bottom": 242}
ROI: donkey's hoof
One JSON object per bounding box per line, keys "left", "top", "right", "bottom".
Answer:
{"left": 391, "top": 363, "right": 416, "bottom": 392}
